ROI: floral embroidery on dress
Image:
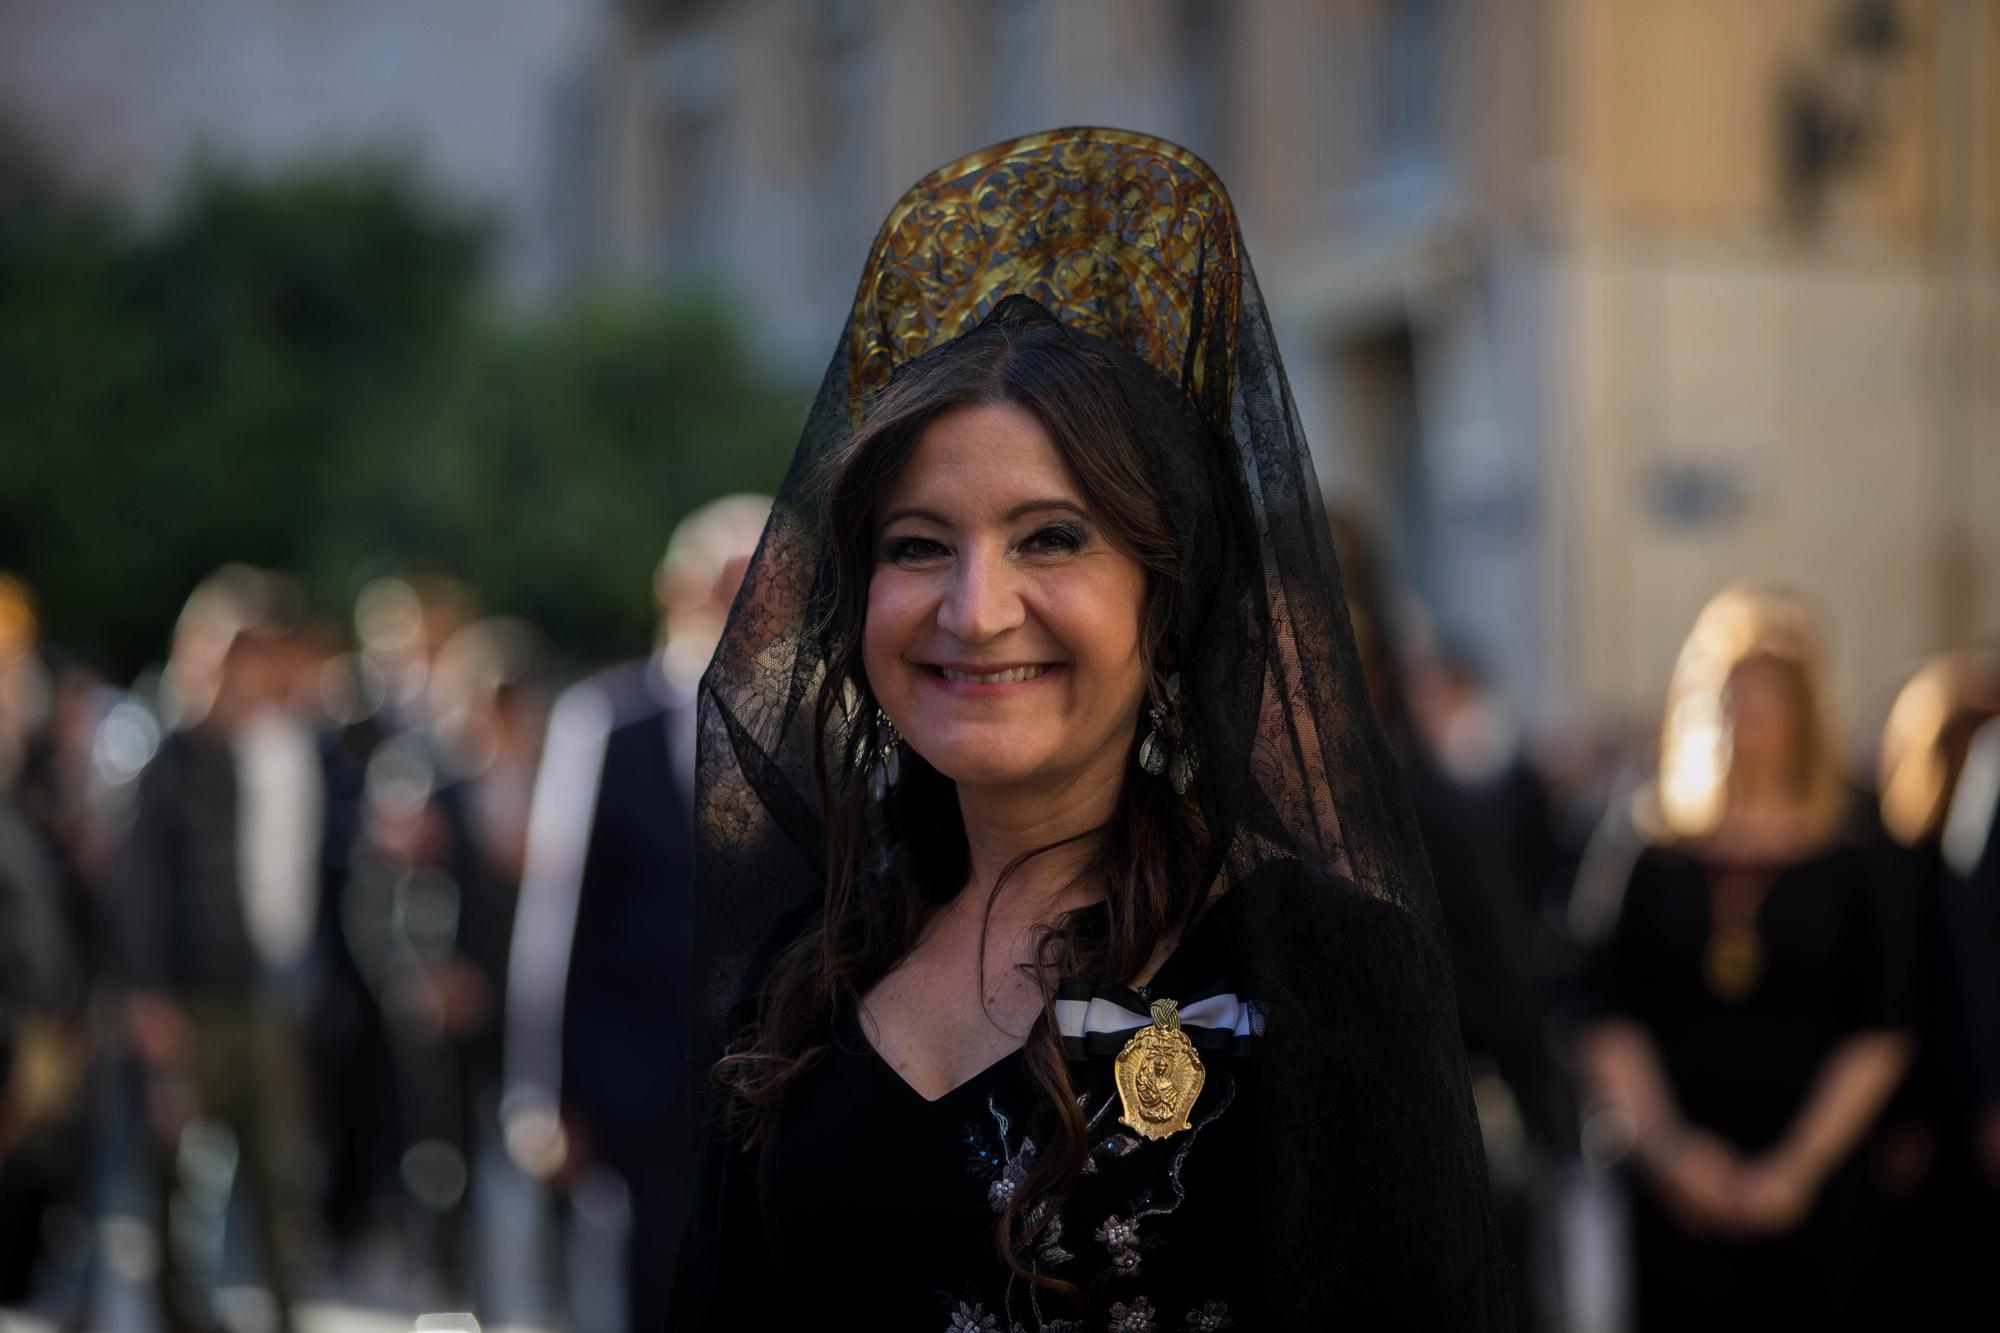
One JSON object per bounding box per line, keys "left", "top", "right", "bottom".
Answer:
{"left": 1035, "top": 1211, "right": 1075, "bottom": 1267}
{"left": 989, "top": 1161, "right": 1025, "bottom": 1212}
{"left": 952, "top": 1056, "right": 1240, "bottom": 1330}
{"left": 1095, "top": 1214, "right": 1139, "bottom": 1251}
{"left": 1106, "top": 1297, "right": 1158, "bottom": 1332}
{"left": 967, "top": 1098, "right": 1077, "bottom": 1288}
{"left": 1182, "top": 1301, "right": 1232, "bottom": 1331}
{"left": 1083, "top": 1075, "right": 1237, "bottom": 1291}
{"left": 1094, "top": 1214, "right": 1143, "bottom": 1276}
{"left": 947, "top": 1300, "right": 1001, "bottom": 1332}
{"left": 966, "top": 1098, "right": 1039, "bottom": 1215}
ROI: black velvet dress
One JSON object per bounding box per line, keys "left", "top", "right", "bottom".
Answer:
{"left": 1587, "top": 838, "right": 1918, "bottom": 1329}
{"left": 739, "top": 894, "right": 1257, "bottom": 1331}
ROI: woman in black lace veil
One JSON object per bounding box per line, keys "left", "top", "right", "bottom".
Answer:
{"left": 670, "top": 129, "right": 1506, "bottom": 1330}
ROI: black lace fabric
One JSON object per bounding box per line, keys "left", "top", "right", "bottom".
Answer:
{"left": 673, "top": 130, "right": 1508, "bottom": 1330}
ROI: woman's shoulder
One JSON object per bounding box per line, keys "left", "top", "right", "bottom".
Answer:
{"left": 1622, "top": 838, "right": 1695, "bottom": 888}
{"left": 1147, "top": 887, "right": 1240, "bottom": 986}
{"left": 1784, "top": 833, "right": 1896, "bottom": 892}
{"left": 1226, "top": 855, "right": 1432, "bottom": 937}
{"left": 1645, "top": 828, "right": 1874, "bottom": 877}
{"left": 1215, "top": 857, "right": 1460, "bottom": 1011}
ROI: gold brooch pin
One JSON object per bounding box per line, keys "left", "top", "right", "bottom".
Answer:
{"left": 1113, "top": 998, "right": 1206, "bottom": 1140}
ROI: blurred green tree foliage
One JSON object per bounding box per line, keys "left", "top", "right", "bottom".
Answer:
{"left": 0, "top": 163, "right": 799, "bottom": 678}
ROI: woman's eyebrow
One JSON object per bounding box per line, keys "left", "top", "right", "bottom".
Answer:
{"left": 1006, "top": 499, "right": 1090, "bottom": 522}
{"left": 880, "top": 498, "right": 1088, "bottom": 527}
{"left": 879, "top": 505, "right": 951, "bottom": 527}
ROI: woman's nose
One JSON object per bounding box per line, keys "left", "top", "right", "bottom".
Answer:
{"left": 936, "top": 545, "right": 1024, "bottom": 643}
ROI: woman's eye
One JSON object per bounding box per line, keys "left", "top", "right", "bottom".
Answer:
{"left": 1023, "top": 523, "right": 1086, "bottom": 555}
{"left": 882, "top": 534, "right": 947, "bottom": 564}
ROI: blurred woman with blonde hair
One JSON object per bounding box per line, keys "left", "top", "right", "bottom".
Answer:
{"left": 1578, "top": 583, "right": 1916, "bottom": 1329}
{"left": 1866, "top": 646, "right": 2000, "bottom": 1321}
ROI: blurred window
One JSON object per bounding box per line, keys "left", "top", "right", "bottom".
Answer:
{"left": 1326, "top": 0, "right": 1453, "bottom": 218}
{"left": 983, "top": 0, "right": 1053, "bottom": 142}
{"left": 1172, "top": 0, "right": 1231, "bottom": 167}
{"left": 1371, "top": 0, "right": 1444, "bottom": 174}
{"left": 651, "top": 31, "right": 733, "bottom": 278}
{"left": 812, "top": 0, "right": 885, "bottom": 303}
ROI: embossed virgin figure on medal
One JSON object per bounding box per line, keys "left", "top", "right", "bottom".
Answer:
{"left": 1114, "top": 998, "right": 1205, "bottom": 1139}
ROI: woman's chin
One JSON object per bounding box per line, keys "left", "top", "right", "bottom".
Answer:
{"left": 917, "top": 745, "right": 1059, "bottom": 792}
{"left": 924, "top": 758, "right": 1043, "bottom": 790}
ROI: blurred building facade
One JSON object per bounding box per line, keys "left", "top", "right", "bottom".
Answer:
{"left": 3, "top": 0, "right": 1993, "bottom": 743}
{"left": 582, "top": 0, "right": 2000, "bottom": 742}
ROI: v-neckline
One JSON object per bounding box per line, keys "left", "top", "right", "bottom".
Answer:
{"left": 849, "top": 1003, "right": 1022, "bottom": 1106}
{"left": 848, "top": 892, "right": 1232, "bottom": 1106}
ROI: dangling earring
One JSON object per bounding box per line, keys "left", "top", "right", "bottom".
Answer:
{"left": 868, "top": 707, "right": 903, "bottom": 802}
{"left": 1139, "top": 672, "right": 1199, "bottom": 795}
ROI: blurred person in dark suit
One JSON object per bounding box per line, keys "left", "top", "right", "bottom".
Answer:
{"left": 1863, "top": 649, "right": 2000, "bottom": 1321}
{"left": 20, "top": 645, "right": 125, "bottom": 967}
{"left": 336, "top": 609, "right": 546, "bottom": 1309}
{"left": 428, "top": 616, "right": 547, "bottom": 1124}
{"left": 1577, "top": 585, "right": 1916, "bottom": 1331}
{"left": 0, "top": 573, "right": 87, "bottom": 1304}
{"left": 114, "top": 566, "right": 323, "bottom": 1333}
{"left": 503, "top": 495, "right": 767, "bottom": 1333}
{"left": 1410, "top": 640, "right": 1567, "bottom": 925}
{"left": 1327, "top": 509, "right": 1558, "bottom": 1327}
{"left": 1943, "top": 709, "right": 2000, "bottom": 1208}
{"left": 311, "top": 573, "right": 477, "bottom": 1262}
{"left": 354, "top": 575, "right": 481, "bottom": 737}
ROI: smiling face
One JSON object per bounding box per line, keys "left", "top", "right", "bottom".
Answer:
{"left": 861, "top": 401, "right": 1150, "bottom": 797}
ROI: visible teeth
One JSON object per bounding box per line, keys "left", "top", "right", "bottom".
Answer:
{"left": 940, "top": 665, "right": 1051, "bottom": 684}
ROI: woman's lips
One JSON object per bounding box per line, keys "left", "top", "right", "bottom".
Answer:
{"left": 921, "top": 662, "right": 1064, "bottom": 696}
{"left": 938, "top": 663, "right": 1051, "bottom": 683}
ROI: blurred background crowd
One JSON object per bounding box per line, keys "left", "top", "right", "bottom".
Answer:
{"left": 2, "top": 1, "right": 1997, "bottom": 1331}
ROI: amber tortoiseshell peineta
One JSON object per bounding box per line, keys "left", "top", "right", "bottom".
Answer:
{"left": 845, "top": 127, "right": 1243, "bottom": 433}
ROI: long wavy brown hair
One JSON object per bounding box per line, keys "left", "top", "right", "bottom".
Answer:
{"left": 712, "top": 313, "right": 1209, "bottom": 1298}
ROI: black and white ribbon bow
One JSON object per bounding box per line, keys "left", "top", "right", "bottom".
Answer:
{"left": 1053, "top": 979, "right": 1260, "bottom": 1059}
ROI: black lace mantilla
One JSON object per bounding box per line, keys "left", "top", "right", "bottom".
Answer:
{"left": 670, "top": 129, "right": 1508, "bottom": 1331}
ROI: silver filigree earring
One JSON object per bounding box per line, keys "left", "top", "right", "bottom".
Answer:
{"left": 1139, "top": 672, "right": 1199, "bottom": 795}
{"left": 868, "top": 708, "right": 903, "bottom": 802}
